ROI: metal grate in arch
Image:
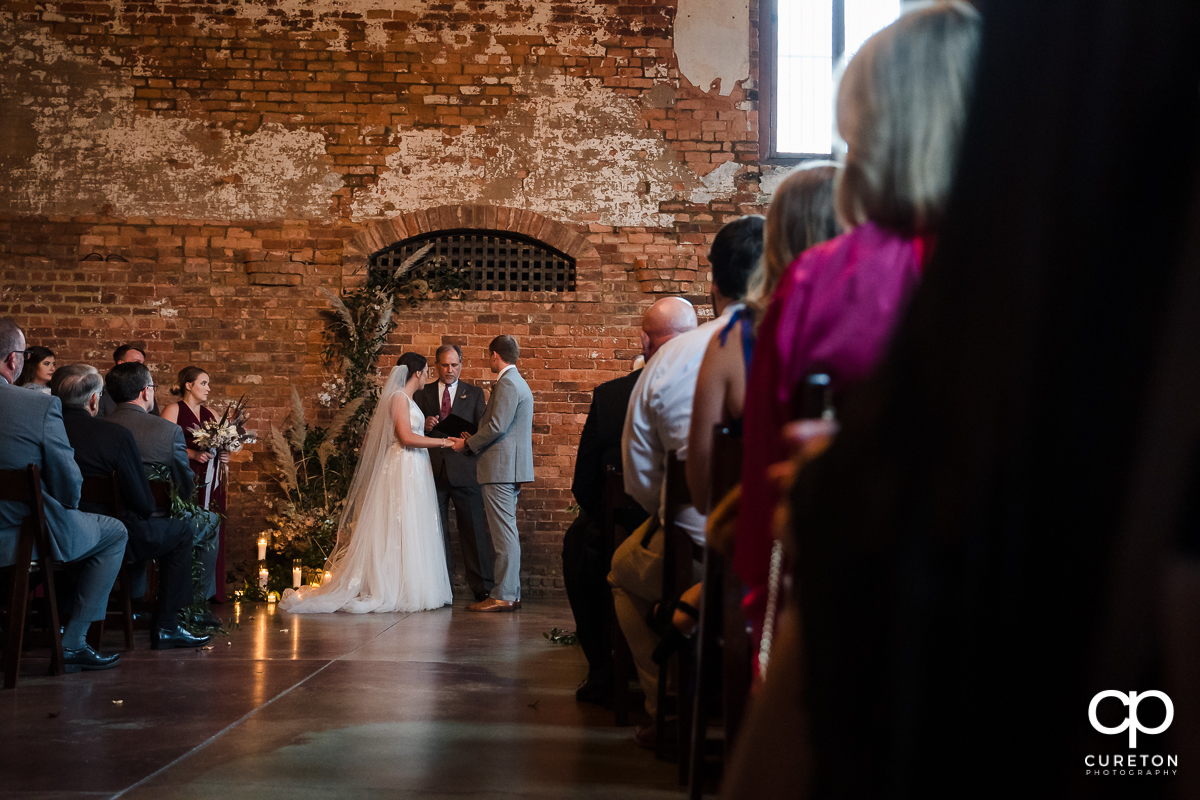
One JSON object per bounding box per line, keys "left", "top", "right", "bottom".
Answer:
{"left": 370, "top": 229, "right": 576, "bottom": 293}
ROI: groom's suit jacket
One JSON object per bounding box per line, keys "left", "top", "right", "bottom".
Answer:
{"left": 466, "top": 367, "right": 534, "bottom": 484}
{"left": 415, "top": 379, "right": 487, "bottom": 487}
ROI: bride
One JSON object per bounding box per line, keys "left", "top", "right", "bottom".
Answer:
{"left": 281, "top": 353, "right": 463, "bottom": 614}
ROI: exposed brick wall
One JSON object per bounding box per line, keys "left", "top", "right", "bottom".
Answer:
{"left": 0, "top": 0, "right": 769, "bottom": 596}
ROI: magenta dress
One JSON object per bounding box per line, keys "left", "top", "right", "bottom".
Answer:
{"left": 177, "top": 403, "right": 227, "bottom": 602}
{"left": 736, "top": 222, "right": 932, "bottom": 661}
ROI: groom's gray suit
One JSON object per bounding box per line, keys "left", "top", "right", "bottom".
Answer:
{"left": 465, "top": 365, "right": 534, "bottom": 602}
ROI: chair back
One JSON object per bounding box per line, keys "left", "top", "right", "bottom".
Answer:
{"left": 710, "top": 424, "right": 743, "bottom": 507}
{"left": 149, "top": 481, "right": 171, "bottom": 511}
{"left": 80, "top": 472, "right": 124, "bottom": 519}
{"left": 0, "top": 464, "right": 45, "bottom": 520}
{"left": 0, "top": 464, "right": 66, "bottom": 687}
{"left": 603, "top": 464, "right": 639, "bottom": 552}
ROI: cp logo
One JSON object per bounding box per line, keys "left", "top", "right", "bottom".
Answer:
{"left": 1088, "top": 690, "right": 1174, "bottom": 748}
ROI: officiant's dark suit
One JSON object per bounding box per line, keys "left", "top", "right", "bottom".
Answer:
{"left": 563, "top": 368, "right": 648, "bottom": 695}
{"left": 60, "top": 401, "right": 194, "bottom": 631}
{"left": 415, "top": 355, "right": 495, "bottom": 599}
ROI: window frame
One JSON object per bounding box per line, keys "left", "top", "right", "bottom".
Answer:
{"left": 759, "top": 0, "right": 850, "bottom": 164}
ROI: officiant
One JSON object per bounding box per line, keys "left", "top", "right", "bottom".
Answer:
{"left": 417, "top": 344, "right": 496, "bottom": 600}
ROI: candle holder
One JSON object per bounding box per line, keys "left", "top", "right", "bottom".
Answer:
{"left": 258, "top": 565, "right": 269, "bottom": 590}
{"left": 292, "top": 559, "right": 302, "bottom": 589}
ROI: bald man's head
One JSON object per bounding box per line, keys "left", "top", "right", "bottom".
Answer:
{"left": 640, "top": 297, "right": 697, "bottom": 360}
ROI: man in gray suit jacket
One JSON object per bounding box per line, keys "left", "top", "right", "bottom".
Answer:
{"left": 0, "top": 318, "right": 127, "bottom": 671}
{"left": 415, "top": 344, "right": 495, "bottom": 600}
{"left": 104, "top": 362, "right": 220, "bottom": 606}
{"left": 457, "top": 335, "right": 534, "bottom": 612}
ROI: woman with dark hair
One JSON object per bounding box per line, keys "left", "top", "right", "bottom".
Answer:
{"left": 16, "top": 345, "right": 55, "bottom": 393}
{"left": 162, "top": 366, "right": 230, "bottom": 600}
{"left": 281, "top": 352, "right": 457, "bottom": 614}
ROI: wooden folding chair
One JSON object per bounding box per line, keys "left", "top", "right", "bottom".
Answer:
{"left": 657, "top": 450, "right": 703, "bottom": 779}
{"left": 688, "top": 425, "right": 747, "bottom": 797}
{"left": 79, "top": 472, "right": 136, "bottom": 651}
{"left": 0, "top": 464, "right": 66, "bottom": 689}
{"left": 604, "top": 465, "right": 642, "bottom": 726}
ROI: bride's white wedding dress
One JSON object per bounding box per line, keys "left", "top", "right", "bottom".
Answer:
{"left": 281, "top": 368, "right": 453, "bottom": 614}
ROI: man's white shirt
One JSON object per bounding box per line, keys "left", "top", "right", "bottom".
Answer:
{"left": 621, "top": 305, "right": 742, "bottom": 545}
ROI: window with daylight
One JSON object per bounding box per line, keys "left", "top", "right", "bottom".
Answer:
{"left": 764, "top": 0, "right": 902, "bottom": 159}
{"left": 370, "top": 230, "right": 576, "bottom": 293}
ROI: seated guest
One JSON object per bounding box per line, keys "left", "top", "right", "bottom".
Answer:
{"left": 735, "top": 0, "right": 983, "bottom": 667}
{"left": 0, "top": 318, "right": 127, "bottom": 672}
{"left": 15, "top": 345, "right": 55, "bottom": 393}
{"left": 104, "top": 362, "right": 220, "bottom": 607}
{"left": 563, "top": 362, "right": 650, "bottom": 704}
{"left": 51, "top": 365, "right": 213, "bottom": 648}
{"left": 98, "top": 344, "right": 158, "bottom": 418}
{"left": 608, "top": 215, "right": 762, "bottom": 747}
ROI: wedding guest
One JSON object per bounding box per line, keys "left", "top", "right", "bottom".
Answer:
{"left": 734, "top": 0, "right": 982, "bottom": 667}
{"left": 563, "top": 363, "right": 649, "bottom": 704}
{"left": 106, "top": 362, "right": 220, "bottom": 616}
{"left": 98, "top": 344, "right": 158, "bottom": 418}
{"left": 15, "top": 345, "right": 54, "bottom": 393}
{"left": 51, "top": 364, "right": 211, "bottom": 649}
{"left": 462, "top": 336, "right": 535, "bottom": 612}
{"left": 161, "top": 366, "right": 229, "bottom": 602}
{"left": 609, "top": 214, "right": 762, "bottom": 747}
{"left": 0, "top": 319, "right": 127, "bottom": 672}
{"left": 415, "top": 344, "right": 495, "bottom": 601}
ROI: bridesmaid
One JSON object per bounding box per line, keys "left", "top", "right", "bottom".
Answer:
{"left": 162, "top": 366, "right": 229, "bottom": 602}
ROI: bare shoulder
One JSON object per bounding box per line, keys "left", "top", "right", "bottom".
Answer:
{"left": 161, "top": 402, "right": 180, "bottom": 422}
{"left": 702, "top": 323, "right": 743, "bottom": 378}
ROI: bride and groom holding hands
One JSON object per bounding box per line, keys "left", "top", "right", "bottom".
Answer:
{"left": 281, "top": 335, "right": 534, "bottom": 615}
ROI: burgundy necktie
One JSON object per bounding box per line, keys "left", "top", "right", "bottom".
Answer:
{"left": 440, "top": 383, "right": 452, "bottom": 420}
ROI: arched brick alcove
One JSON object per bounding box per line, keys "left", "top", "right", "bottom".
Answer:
{"left": 342, "top": 205, "right": 600, "bottom": 290}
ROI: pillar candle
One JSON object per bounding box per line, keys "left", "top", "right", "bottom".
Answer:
{"left": 258, "top": 566, "right": 268, "bottom": 589}
{"left": 292, "top": 559, "right": 302, "bottom": 589}
{"left": 257, "top": 537, "right": 267, "bottom": 561}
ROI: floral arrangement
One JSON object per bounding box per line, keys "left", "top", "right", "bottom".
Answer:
{"left": 189, "top": 394, "right": 257, "bottom": 454}
{"left": 244, "top": 242, "right": 466, "bottom": 591}
{"left": 189, "top": 394, "right": 257, "bottom": 508}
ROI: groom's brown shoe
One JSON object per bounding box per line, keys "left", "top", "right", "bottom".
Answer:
{"left": 467, "top": 597, "right": 519, "bottom": 612}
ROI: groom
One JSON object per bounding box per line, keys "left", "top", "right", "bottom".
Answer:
{"left": 456, "top": 335, "right": 534, "bottom": 612}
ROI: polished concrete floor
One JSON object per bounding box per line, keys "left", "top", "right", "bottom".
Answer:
{"left": 0, "top": 599, "right": 678, "bottom": 799}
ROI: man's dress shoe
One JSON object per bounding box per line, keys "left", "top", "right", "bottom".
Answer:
{"left": 575, "top": 675, "right": 613, "bottom": 705}
{"left": 466, "top": 597, "right": 520, "bottom": 612}
{"left": 151, "top": 625, "right": 212, "bottom": 650}
{"left": 63, "top": 644, "right": 121, "bottom": 672}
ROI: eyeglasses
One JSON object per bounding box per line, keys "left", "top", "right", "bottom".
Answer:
{"left": 3, "top": 350, "right": 32, "bottom": 360}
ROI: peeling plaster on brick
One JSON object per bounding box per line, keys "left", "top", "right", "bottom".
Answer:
{"left": 352, "top": 69, "right": 703, "bottom": 228}
{"left": 759, "top": 163, "right": 796, "bottom": 197}
{"left": 1, "top": 25, "right": 340, "bottom": 220}
{"left": 675, "top": 0, "right": 750, "bottom": 96}
{"left": 689, "top": 160, "right": 741, "bottom": 204}
{"left": 171, "top": 0, "right": 614, "bottom": 54}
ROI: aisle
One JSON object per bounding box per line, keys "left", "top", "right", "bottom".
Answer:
{"left": 0, "top": 599, "right": 678, "bottom": 799}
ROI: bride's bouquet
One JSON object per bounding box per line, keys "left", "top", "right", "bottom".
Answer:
{"left": 189, "top": 394, "right": 257, "bottom": 507}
